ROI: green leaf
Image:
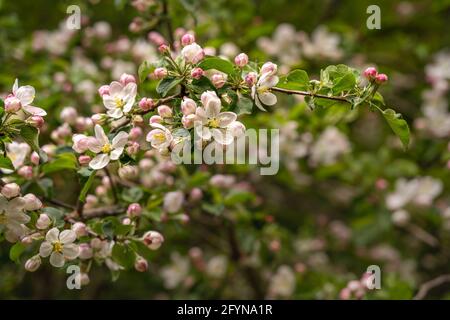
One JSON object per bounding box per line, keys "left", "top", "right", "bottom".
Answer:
{"left": 42, "top": 207, "right": 65, "bottom": 228}
{"left": 122, "top": 187, "right": 144, "bottom": 203}
{"left": 235, "top": 95, "right": 253, "bottom": 115}
{"left": 156, "top": 77, "right": 182, "bottom": 97}
{"left": 277, "top": 69, "right": 309, "bottom": 91}
{"left": 42, "top": 152, "right": 78, "bottom": 174}
{"left": 79, "top": 170, "right": 96, "bottom": 202}
{"left": 332, "top": 73, "right": 356, "bottom": 94}
{"left": 20, "top": 126, "right": 40, "bottom": 152}
{"left": 202, "top": 203, "right": 224, "bottom": 215}
{"left": 138, "top": 60, "right": 154, "bottom": 83}
{"left": 198, "top": 57, "right": 236, "bottom": 76}
{"left": 0, "top": 155, "right": 14, "bottom": 170}
{"left": 224, "top": 190, "right": 255, "bottom": 205}
{"left": 112, "top": 243, "right": 136, "bottom": 269}
{"left": 9, "top": 242, "right": 26, "bottom": 262}
{"left": 381, "top": 108, "right": 410, "bottom": 149}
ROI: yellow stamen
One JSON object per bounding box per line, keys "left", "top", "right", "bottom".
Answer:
{"left": 153, "top": 133, "right": 166, "bottom": 142}
{"left": 115, "top": 98, "right": 125, "bottom": 109}
{"left": 101, "top": 143, "right": 112, "bottom": 154}
{"left": 53, "top": 241, "right": 63, "bottom": 253}
{"left": 0, "top": 215, "right": 7, "bottom": 224}
{"left": 208, "top": 118, "right": 220, "bottom": 128}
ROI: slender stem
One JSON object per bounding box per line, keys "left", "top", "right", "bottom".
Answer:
{"left": 271, "top": 86, "right": 350, "bottom": 103}
{"left": 104, "top": 167, "right": 119, "bottom": 204}
{"left": 414, "top": 274, "right": 450, "bottom": 300}
{"left": 41, "top": 197, "right": 75, "bottom": 210}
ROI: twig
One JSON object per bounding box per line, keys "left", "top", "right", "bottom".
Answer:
{"left": 414, "top": 274, "right": 450, "bottom": 300}
{"left": 82, "top": 206, "right": 125, "bottom": 219}
{"left": 405, "top": 224, "right": 439, "bottom": 247}
{"left": 271, "top": 86, "right": 350, "bottom": 103}
{"left": 104, "top": 167, "right": 119, "bottom": 203}
{"left": 41, "top": 197, "right": 75, "bottom": 210}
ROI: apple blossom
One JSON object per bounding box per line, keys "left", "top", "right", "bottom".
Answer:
{"left": 142, "top": 230, "right": 164, "bottom": 250}
{"left": 10, "top": 79, "right": 47, "bottom": 116}
{"left": 363, "top": 67, "right": 377, "bottom": 79}
{"left": 23, "top": 193, "right": 42, "bottom": 211}
{"left": 119, "top": 73, "right": 136, "bottom": 85}
{"left": 138, "top": 97, "right": 154, "bottom": 111}
{"left": 149, "top": 115, "right": 163, "bottom": 124}
{"left": 36, "top": 213, "right": 51, "bottom": 230}
{"left": 39, "top": 228, "right": 79, "bottom": 268}
{"left": 157, "top": 105, "right": 173, "bottom": 118}
{"left": 181, "top": 33, "right": 195, "bottom": 46}
{"left": 0, "top": 194, "right": 30, "bottom": 242}
{"left": 72, "top": 222, "right": 88, "bottom": 237}
{"left": 234, "top": 53, "right": 249, "bottom": 67}
{"left": 60, "top": 106, "right": 78, "bottom": 124}
{"left": 154, "top": 67, "right": 168, "bottom": 79}
{"left": 375, "top": 73, "right": 388, "bottom": 84}
{"left": 78, "top": 155, "right": 91, "bottom": 165}
{"left": 251, "top": 62, "right": 279, "bottom": 111}
{"left": 191, "top": 67, "right": 204, "bottom": 79}
{"left": 127, "top": 203, "right": 142, "bottom": 218}
{"left": 24, "top": 255, "right": 41, "bottom": 272}
{"left": 98, "top": 85, "right": 110, "bottom": 96}
{"left": 135, "top": 256, "right": 149, "bottom": 272}
{"left": 86, "top": 125, "right": 129, "bottom": 170}
{"left": 181, "top": 43, "right": 205, "bottom": 64}
{"left": 146, "top": 123, "right": 173, "bottom": 152}
{"left": 5, "top": 142, "right": 30, "bottom": 170}
{"left": 163, "top": 191, "right": 184, "bottom": 213}
{"left": 181, "top": 97, "right": 197, "bottom": 115}
{"left": 102, "top": 81, "right": 137, "bottom": 119}
{"left": 1, "top": 183, "right": 20, "bottom": 198}
{"left": 211, "top": 73, "right": 227, "bottom": 88}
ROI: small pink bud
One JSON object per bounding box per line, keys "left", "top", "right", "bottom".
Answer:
{"left": 5, "top": 95, "right": 21, "bottom": 113}
{"left": 91, "top": 113, "right": 107, "bottom": 125}
{"left": 142, "top": 231, "right": 164, "bottom": 250}
{"left": 211, "top": 73, "right": 227, "bottom": 88}
{"left": 191, "top": 67, "right": 204, "bottom": 80}
{"left": 181, "top": 33, "right": 195, "bottom": 46}
{"left": 153, "top": 67, "right": 168, "bottom": 79}
{"left": 149, "top": 115, "right": 163, "bottom": 124}
{"left": 1, "top": 183, "right": 20, "bottom": 198}
{"left": 375, "top": 178, "right": 388, "bottom": 190}
{"left": 363, "top": 67, "right": 378, "bottom": 79}
{"left": 122, "top": 217, "right": 132, "bottom": 225}
{"left": 245, "top": 72, "right": 257, "bottom": 86}
{"left": 189, "top": 188, "right": 203, "bottom": 202}
{"left": 30, "top": 152, "right": 40, "bottom": 165}
{"left": 127, "top": 203, "right": 142, "bottom": 218}
{"left": 119, "top": 73, "right": 136, "bottom": 85}
{"left": 182, "top": 115, "right": 195, "bottom": 129}
{"left": 98, "top": 85, "right": 110, "bottom": 96}
{"left": 78, "top": 243, "right": 93, "bottom": 260}
{"left": 78, "top": 155, "right": 91, "bottom": 165}
{"left": 157, "top": 105, "right": 173, "bottom": 118}
{"left": 25, "top": 256, "right": 41, "bottom": 272}
{"left": 18, "top": 166, "right": 33, "bottom": 180}
{"left": 375, "top": 73, "right": 388, "bottom": 84}
{"left": 234, "top": 53, "right": 248, "bottom": 67}
{"left": 138, "top": 97, "right": 154, "bottom": 111}
{"left": 29, "top": 116, "right": 44, "bottom": 128}
{"left": 129, "top": 127, "right": 143, "bottom": 140}
{"left": 72, "top": 222, "right": 88, "bottom": 237}
{"left": 260, "top": 62, "right": 277, "bottom": 75}
{"left": 135, "top": 256, "right": 149, "bottom": 272}
{"left": 36, "top": 213, "right": 51, "bottom": 230}
{"left": 23, "top": 193, "right": 42, "bottom": 211}
{"left": 158, "top": 44, "right": 169, "bottom": 54}
{"left": 126, "top": 141, "right": 140, "bottom": 155}
{"left": 181, "top": 97, "right": 197, "bottom": 115}
{"left": 60, "top": 106, "right": 78, "bottom": 124}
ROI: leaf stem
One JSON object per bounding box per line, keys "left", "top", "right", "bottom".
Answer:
{"left": 271, "top": 86, "right": 350, "bottom": 103}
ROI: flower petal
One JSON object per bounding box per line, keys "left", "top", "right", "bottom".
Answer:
{"left": 112, "top": 131, "right": 129, "bottom": 149}
{"left": 50, "top": 252, "right": 65, "bottom": 268}
{"left": 39, "top": 241, "right": 53, "bottom": 257}
{"left": 217, "top": 112, "right": 237, "bottom": 128}
{"left": 108, "top": 81, "right": 123, "bottom": 96}
{"left": 102, "top": 95, "right": 117, "bottom": 110}
{"left": 59, "top": 229, "right": 76, "bottom": 244}
{"left": 107, "top": 108, "right": 124, "bottom": 119}
{"left": 15, "top": 85, "right": 35, "bottom": 106}
{"left": 258, "top": 92, "right": 277, "bottom": 106}
{"left": 22, "top": 106, "right": 47, "bottom": 116}
{"left": 211, "top": 128, "right": 234, "bottom": 145}
{"left": 45, "top": 227, "right": 60, "bottom": 242}
{"left": 89, "top": 154, "right": 110, "bottom": 170}
{"left": 94, "top": 124, "right": 109, "bottom": 145}
{"left": 110, "top": 147, "right": 124, "bottom": 160}
{"left": 63, "top": 244, "right": 80, "bottom": 260}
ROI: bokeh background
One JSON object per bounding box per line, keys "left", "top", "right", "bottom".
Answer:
{"left": 0, "top": 0, "right": 449, "bottom": 299}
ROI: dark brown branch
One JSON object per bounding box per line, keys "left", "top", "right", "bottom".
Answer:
{"left": 82, "top": 206, "right": 125, "bottom": 219}
{"left": 414, "top": 274, "right": 450, "bottom": 300}
{"left": 271, "top": 86, "right": 350, "bottom": 103}
{"left": 41, "top": 197, "right": 75, "bottom": 210}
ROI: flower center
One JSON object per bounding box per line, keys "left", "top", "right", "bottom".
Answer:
{"left": 53, "top": 241, "right": 63, "bottom": 253}
{"left": 0, "top": 214, "right": 7, "bottom": 225}
{"left": 154, "top": 132, "right": 166, "bottom": 142}
{"left": 115, "top": 98, "right": 125, "bottom": 109}
{"left": 208, "top": 118, "right": 220, "bottom": 128}
{"left": 101, "top": 143, "right": 112, "bottom": 154}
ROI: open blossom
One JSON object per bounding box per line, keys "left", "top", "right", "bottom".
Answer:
{"left": 5, "top": 142, "right": 30, "bottom": 170}
{"left": 8, "top": 79, "right": 47, "bottom": 116}
{"left": 251, "top": 62, "right": 279, "bottom": 111}
{"left": 39, "top": 228, "right": 79, "bottom": 268}
{"left": 87, "top": 125, "right": 129, "bottom": 170}
{"left": 163, "top": 191, "right": 184, "bottom": 213}
{"left": 181, "top": 43, "right": 205, "bottom": 64}
{"left": 194, "top": 91, "right": 238, "bottom": 145}
{"left": 102, "top": 81, "right": 137, "bottom": 119}
{"left": 146, "top": 123, "right": 173, "bottom": 153}
{"left": 0, "top": 195, "right": 30, "bottom": 242}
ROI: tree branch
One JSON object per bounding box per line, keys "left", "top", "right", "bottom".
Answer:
{"left": 271, "top": 86, "right": 350, "bottom": 103}
{"left": 414, "top": 274, "right": 450, "bottom": 300}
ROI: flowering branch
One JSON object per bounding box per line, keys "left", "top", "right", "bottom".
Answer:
{"left": 271, "top": 86, "right": 350, "bottom": 103}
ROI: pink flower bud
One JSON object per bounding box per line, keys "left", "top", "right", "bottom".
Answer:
{"left": 363, "top": 67, "right": 378, "bottom": 79}
{"left": 181, "top": 33, "right": 195, "bottom": 46}
{"left": 91, "top": 113, "right": 107, "bottom": 125}
{"left": 127, "top": 203, "right": 142, "bottom": 218}
{"left": 30, "top": 152, "right": 40, "bottom": 165}
{"left": 149, "top": 115, "right": 163, "bottom": 124}
{"left": 211, "top": 73, "right": 227, "bottom": 88}
{"left": 260, "top": 62, "right": 277, "bottom": 75}
{"left": 142, "top": 231, "right": 164, "bottom": 250}
{"left": 60, "top": 107, "right": 78, "bottom": 125}
{"left": 36, "top": 213, "right": 51, "bottom": 230}
{"left": 78, "top": 155, "right": 91, "bottom": 165}
{"left": 375, "top": 73, "right": 388, "bottom": 84}
{"left": 339, "top": 287, "right": 351, "bottom": 300}
{"left": 119, "top": 73, "right": 136, "bottom": 85}
{"left": 181, "top": 97, "right": 197, "bottom": 115}
{"left": 29, "top": 116, "right": 44, "bottom": 128}
{"left": 129, "top": 127, "right": 143, "bottom": 140}
{"left": 72, "top": 222, "right": 88, "bottom": 237}
{"left": 182, "top": 115, "right": 195, "bottom": 129}
{"left": 25, "top": 255, "right": 41, "bottom": 272}
{"left": 126, "top": 141, "right": 140, "bottom": 155}
{"left": 98, "top": 85, "right": 110, "bottom": 96}
{"left": 157, "top": 105, "right": 173, "bottom": 118}
{"left": 5, "top": 95, "right": 21, "bottom": 113}
{"left": 122, "top": 217, "right": 132, "bottom": 225}
{"left": 245, "top": 72, "right": 257, "bottom": 86}
{"left": 234, "top": 53, "right": 248, "bottom": 67}
{"left": 1, "top": 183, "right": 20, "bottom": 198}
{"left": 158, "top": 44, "right": 169, "bottom": 54}
{"left": 191, "top": 67, "right": 204, "bottom": 80}
{"left": 79, "top": 243, "right": 93, "bottom": 260}
{"left": 210, "top": 174, "right": 235, "bottom": 188}
{"left": 153, "top": 67, "right": 168, "bottom": 79}
{"left": 18, "top": 166, "right": 33, "bottom": 180}
{"left": 148, "top": 31, "right": 166, "bottom": 46}
{"left": 189, "top": 188, "right": 203, "bottom": 202}
{"left": 135, "top": 256, "right": 149, "bottom": 272}
{"left": 23, "top": 193, "right": 42, "bottom": 211}
{"left": 138, "top": 97, "right": 155, "bottom": 111}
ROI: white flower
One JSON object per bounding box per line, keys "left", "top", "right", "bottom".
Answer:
{"left": 5, "top": 142, "right": 30, "bottom": 170}
{"left": 146, "top": 123, "right": 173, "bottom": 152}
{"left": 309, "top": 127, "right": 350, "bottom": 166}
{"left": 251, "top": 62, "right": 279, "bottom": 111}
{"left": 161, "top": 252, "right": 190, "bottom": 289}
{"left": 0, "top": 195, "right": 30, "bottom": 242}
{"left": 12, "top": 79, "right": 47, "bottom": 116}
{"left": 102, "top": 81, "right": 137, "bottom": 119}
{"left": 206, "top": 255, "right": 228, "bottom": 278}
{"left": 194, "top": 91, "right": 237, "bottom": 145}
{"left": 87, "top": 125, "right": 129, "bottom": 170}
{"left": 39, "top": 227, "right": 79, "bottom": 268}
{"left": 181, "top": 43, "right": 205, "bottom": 64}
{"left": 268, "top": 265, "right": 296, "bottom": 298}
{"left": 163, "top": 191, "right": 184, "bottom": 213}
